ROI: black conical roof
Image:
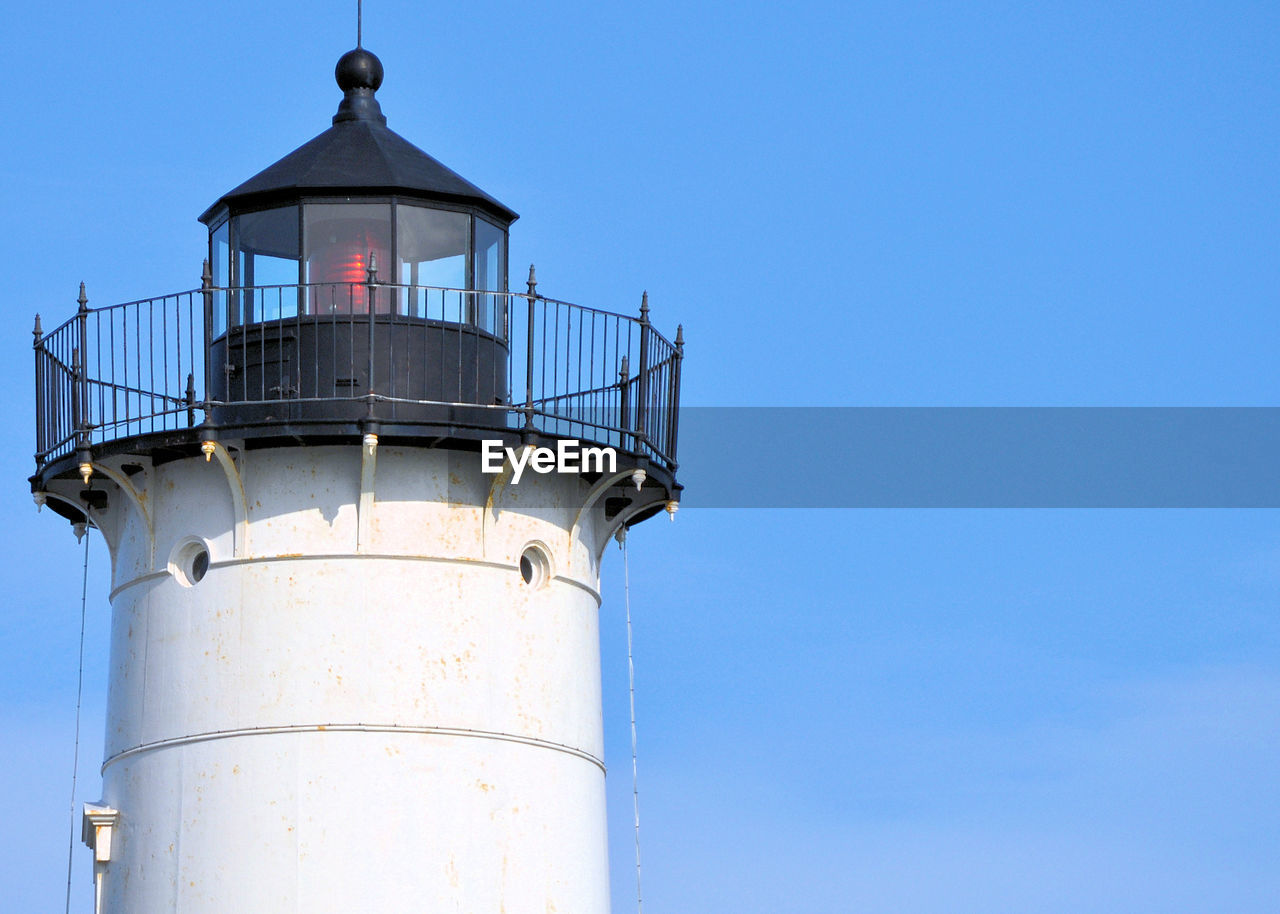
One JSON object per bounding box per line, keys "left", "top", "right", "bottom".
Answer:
{"left": 199, "top": 49, "right": 517, "bottom": 225}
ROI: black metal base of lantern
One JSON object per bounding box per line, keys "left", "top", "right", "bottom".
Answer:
{"left": 209, "top": 316, "right": 509, "bottom": 427}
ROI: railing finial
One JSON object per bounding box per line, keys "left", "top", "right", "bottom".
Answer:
{"left": 640, "top": 290, "right": 649, "bottom": 322}
{"left": 201, "top": 258, "right": 213, "bottom": 290}
{"left": 32, "top": 313, "right": 42, "bottom": 344}
{"left": 675, "top": 324, "right": 684, "bottom": 350}
{"left": 77, "top": 282, "right": 88, "bottom": 313}
{"left": 367, "top": 251, "right": 379, "bottom": 284}
{"left": 527, "top": 263, "right": 537, "bottom": 298}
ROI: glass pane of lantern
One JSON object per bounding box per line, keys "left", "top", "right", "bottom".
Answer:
{"left": 210, "top": 219, "right": 230, "bottom": 336}
{"left": 396, "top": 205, "right": 469, "bottom": 321}
{"left": 235, "top": 206, "right": 300, "bottom": 323}
{"left": 473, "top": 217, "right": 506, "bottom": 335}
{"left": 305, "top": 203, "right": 393, "bottom": 314}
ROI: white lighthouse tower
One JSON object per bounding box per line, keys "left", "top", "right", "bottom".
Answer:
{"left": 31, "top": 45, "right": 682, "bottom": 913}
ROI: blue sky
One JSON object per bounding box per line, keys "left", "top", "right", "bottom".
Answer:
{"left": 3, "top": 1, "right": 1280, "bottom": 911}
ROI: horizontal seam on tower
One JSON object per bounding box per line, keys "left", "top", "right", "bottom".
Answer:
{"left": 102, "top": 723, "right": 606, "bottom": 774}
{"left": 109, "top": 553, "right": 602, "bottom": 605}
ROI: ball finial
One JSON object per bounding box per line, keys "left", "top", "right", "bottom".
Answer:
{"left": 335, "top": 48, "right": 384, "bottom": 93}
{"left": 332, "top": 47, "right": 387, "bottom": 124}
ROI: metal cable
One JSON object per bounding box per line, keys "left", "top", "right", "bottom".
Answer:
{"left": 621, "top": 531, "right": 644, "bottom": 913}
{"left": 64, "top": 529, "right": 90, "bottom": 914}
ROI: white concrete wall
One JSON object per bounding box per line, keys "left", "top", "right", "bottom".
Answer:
{"left": 94, "top": 445, "right": 612, "bottom": 913}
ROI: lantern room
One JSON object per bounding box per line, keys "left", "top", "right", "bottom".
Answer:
{"left": 32, "top": 44, "right": 682, "bottom": 504}
{"left": 198, "top": 47, "right": 517, "bottom": 424}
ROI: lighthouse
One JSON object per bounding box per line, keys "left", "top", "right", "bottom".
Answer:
{"left": 31, "top": 45, "right": 682, "bottom": 913}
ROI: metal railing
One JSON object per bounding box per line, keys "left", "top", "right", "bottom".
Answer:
{"left": 33, "top": 275, "right": 682, "bottom": 474}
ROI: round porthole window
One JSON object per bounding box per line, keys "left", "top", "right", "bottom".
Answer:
{"left": 519, "top": 543, "right": 551, "bottom": 588}
{"left": 170, "top": 538, "right": 211, "bottom": 587}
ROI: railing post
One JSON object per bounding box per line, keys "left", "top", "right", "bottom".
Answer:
{"left": 524, "top": 264, "right": 537, "bottom": 436}
{"left": 75, "top": 282, "right": 91, "bottom": 451}
{"left": 634, "top": 291, "right": 650, "bottom": 450}
{"left": 366, "top": 252, "right": 378, "bottom": 410}
{"left": 185, "top": 372, "right": 197, "bottom": 427}
{"left": 201, "top": 259, "right": 213, "bottom": 410}
{"left": 71, "top": 344, "right": 90, "bottom": 482}
{"left": 618, "top": 354, "right": 630, "bottom": 452}
{"left": 32, "top": 314, "right": 44, "bottom": 464}
{"left": 667, "top": 324, "right": 683, "bottom": 468}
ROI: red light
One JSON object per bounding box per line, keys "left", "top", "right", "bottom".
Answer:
{"left": 308, "top": 224, "right": 391, "bottom": 313}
